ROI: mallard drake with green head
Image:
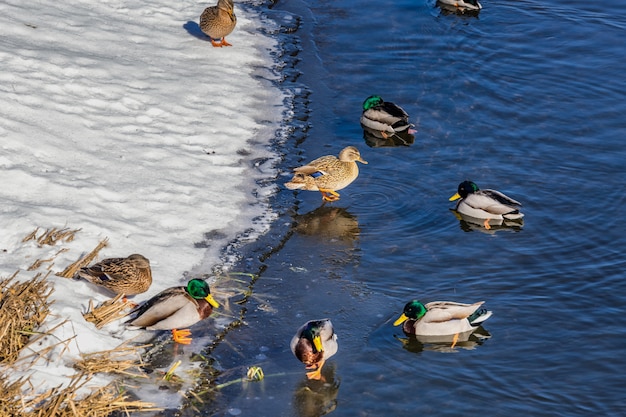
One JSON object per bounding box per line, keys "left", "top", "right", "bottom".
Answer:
{"left": 76, "top": 254, "right": 152, "bottom": 296}
{"left": 360, "top": 95, "right": 415, "bottom": 139}
{"left": 290, "top": 319, "right": 338, "bottom": 380}
{"left": 200, "top": 0, "right": 237, "bottom": 47}
{"left": 285, "top": 146, "right": 367, "bottom": 202}
{"left": 394, "top": 300, "right": 492, "bottom": 347}
{"left": 449, "top": 180, "right": 524, "bottom": 229}
{"left": 126, "top": 278, "right": 219, "bottom": 344}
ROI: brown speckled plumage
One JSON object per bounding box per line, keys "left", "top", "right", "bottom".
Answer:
{"left": 284, "top": 146, "right": 368, "bottom": 202}
{"left": 199, "top": 0, "right": 237, "bottom": 47}
{"left": 76, "top": 253, "right": 152, "bottom": 296}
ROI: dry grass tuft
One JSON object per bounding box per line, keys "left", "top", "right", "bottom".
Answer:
{"left": 27, "top": 248, "right": 70, "bottom": 271}
{"left": 0, "top": 272, "right": 54, "bottom": 365}
{"left": 0, "top": 375, "right": 29, "bottom": 416}
{"left": 74, "top": 342, "right": 150, "bottom": 378}
{"left": 1, "top": 231, "right": 161, "bottom": 416}
{"left": 56, "top": 238, "right": 109, "bottom": 278}
{"left": 82, "top": 294, "right": 133, "bottom": 329}
{"left": 2, "top": 371, "right": 161, "bottom": 417}
{"left": 22, "top": 227, "right": 81, "bottom": 247}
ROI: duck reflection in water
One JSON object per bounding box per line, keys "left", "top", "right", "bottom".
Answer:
{"left": 293, "top": 361, "right": 340, "bottom": 417}
{"left": 396, "top": 327, "right": 492, "bottom": 353}
{"left": 451, "top": 209, "right": 524, "bottom": 234}
{"left": 362, "top": 124, "right": 415, "bottom": 148}
{"left": 294, "top": 205, "right": 360, "bottom": 243}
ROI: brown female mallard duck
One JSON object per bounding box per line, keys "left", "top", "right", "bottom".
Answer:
{"left": 284, "top": 146, "right": 368, "bottom": 202}
{"left": 199, "top": 0, "right": 237, "bottom": 47}
{"left": 76, "top": 254, "right": 152, "bottom": 296}
{"left": 125, "top": 279, "right": 219, "bottom": 344}
{"left": 290, "top": 319, "right": 338, "bottom": 380}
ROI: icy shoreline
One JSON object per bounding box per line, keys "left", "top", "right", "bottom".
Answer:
{"left": 0, "top": 0, "right": 287, "bottom": 409}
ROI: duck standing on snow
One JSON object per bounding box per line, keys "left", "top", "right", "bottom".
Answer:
{"left": 75, "top": 254, "right": 152, "bottom": 296}
{"left": 291, "top": 319, "right": 338, "bottom": 380}
{"left": 360, "top": 95, "right": 415, "bottom": 139}
{"left": 394, "top": 300, "right": 492, "bottom": 347}
{"left": 126, "top": 278, "right": 219, "bottom": 345}
{"left": 285, "top": 146, "right": 368, "bottom": 202}
{"left": 449, "top": 180, "right": 524, "bottom": 229}
{"left": 200, "top": 0, "right": 237, "bottom": 47}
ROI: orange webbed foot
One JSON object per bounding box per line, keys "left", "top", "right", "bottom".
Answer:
{"left": 221, "top": 38, "right": 232, "bottom": 47}
{"left": 210, "top": 39, "right": 224, "bottom": 47}
{"left": 320, "top": 189, "right": 340, "bottom": 202}
{"left": 483, "top": 219, "right": 492, "bottom": 230}
{"left": 305, "top": 360, "right": 325, "bottom": 380}
{"left": 451, "top": 333, "right": 459, "bottom": 348}
{"left": 122, "top": 295, "right": 138, "bottom": 309}
{"left": 172, "top": 328, "right": 193, "bottom": 345}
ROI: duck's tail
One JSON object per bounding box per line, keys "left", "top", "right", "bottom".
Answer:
{"left": 503, "top": 211, "right": 524, "bottom": 220}
{"left": 468, "top": 308, "right": 492, "bottom": 326}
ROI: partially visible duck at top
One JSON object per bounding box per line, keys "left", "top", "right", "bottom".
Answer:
{"left": 437, "top": 0, "right": 482, "bottom": 12}
{"left": 449, "top": 180, "right": 523, "bottom": 229}
{"left": 199, "top": 0, "right": 237, "bottom": 47}
{"left": 360, "top": 95, "right": 416, "bottom": 139}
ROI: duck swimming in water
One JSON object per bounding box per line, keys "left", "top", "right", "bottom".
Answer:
{"left": 394, "top": 300, "right": 492, "bottom": 347}
{"left": 290, "top": 319, "right": 338, "bottom": 380}
{"left": 449, "top": 180, "right": 523, "bottom": 229}
{"left": 360, "top": 95, "right": 415, "bottom": 139}
{"left": 285, "top": 146, "right": 368, "bottom": 202}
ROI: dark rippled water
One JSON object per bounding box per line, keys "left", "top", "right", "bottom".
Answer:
{"left": 193, "top": 0, "right": 626, "bottom": 416}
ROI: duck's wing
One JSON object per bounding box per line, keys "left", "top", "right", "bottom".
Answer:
{"left": 381, "top": 101, "right": 409, "bottom": 119}
{"left": 77, "top": 257, "right": 130, "bottom": 282}
{"left": 464, "top": 190, "right": 521, "bottom": 215}
{"left": 423, "top": 301, "right": 485, "bottom": 322}
{"left": 126, "top": 287, "right": 189, "bottom": 328}
{"left": 293, "top": 155, "right": 338, "bottom": 175}
{"left": 320, "top": 319, "right": 338, "bottom": 359}
{"left": 481, "top": 189, "right": 522, "bottom": 207}
{"left": 363, "top": 105, "right": 407, "bottom": 126}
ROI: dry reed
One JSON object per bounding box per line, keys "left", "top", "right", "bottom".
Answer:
{"left": 82, "top": 294, "right": 133, "bottom": 329}
{"left": 56, "top": 238, "right": 109, "bottom": 278}
{"left": 1, "top": 232, "right": 162, "bottom": 416}
{"left": 0, "top": 272, "right": 54, "bottom": 365}
{"left": 6, "top": 371, "right": 161, "bottom": 417}
{"left": 74, "top": 342, "right": 150, "bottom": 378}
{"left": 22, "top": 227, "right": 81, "bottom": 247}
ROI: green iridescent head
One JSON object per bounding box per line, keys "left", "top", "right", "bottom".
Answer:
{"left": 186, "top": 279, "right": 219, "bottom": 308}
{"left": 301, "top": 321, "right": 324, "bottom": 353}
{"left": 402, "top": 300, "right": 428, "bottom": 320}
{"left": 186, "top": 279, "right": 211, "bottom": 299}
{"left": 362, "top": 95, "right": 384, "bottom": 110}
{"left": 457, "top": 180, "right": 480, "bottom": 199}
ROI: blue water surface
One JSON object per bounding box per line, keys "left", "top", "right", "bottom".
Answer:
{"left": 195, "top": 0, "right": 626, "bottom": 416}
